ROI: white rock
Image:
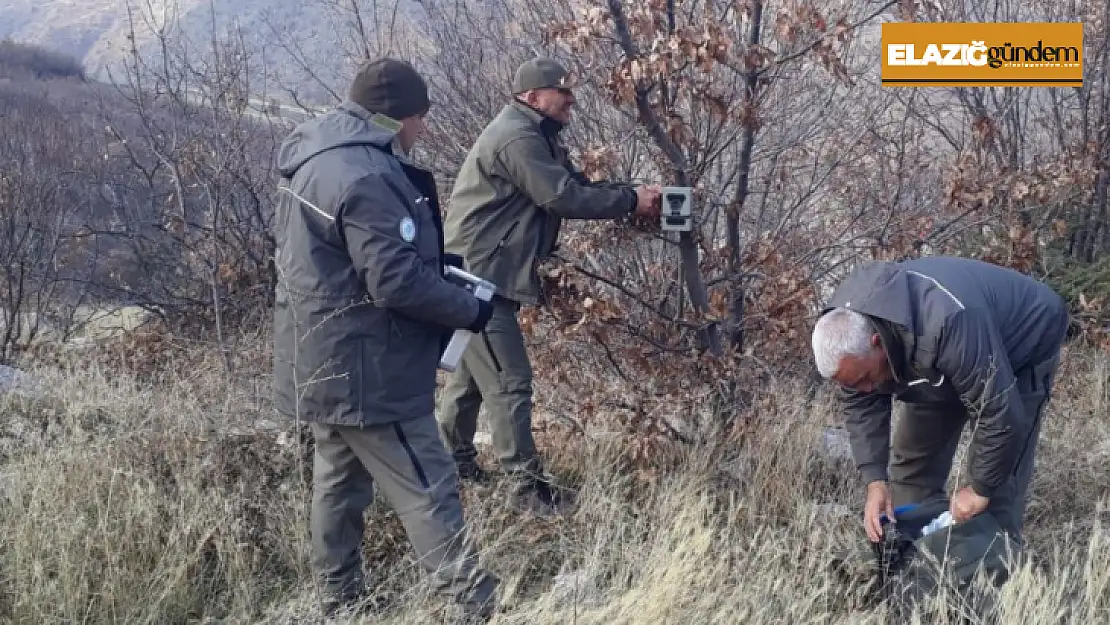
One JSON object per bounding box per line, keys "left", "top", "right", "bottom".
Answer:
{"left": 815, "top": 503, "right": 853, "bottom": 521}
{"left": 0, "top": 365, "right": 38, "bottom": 397}
{"left": 821, "top": 426, "right": 853, "bottom": 460}
{"left": 473, "top": 428, "right": 622, "bottom": 447}
{"left": 549, "top": 568, "right": 603, "bottom": 607}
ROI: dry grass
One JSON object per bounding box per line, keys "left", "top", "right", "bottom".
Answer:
{"left": 0, "top": 336, "right": 1107, "bottom": 624}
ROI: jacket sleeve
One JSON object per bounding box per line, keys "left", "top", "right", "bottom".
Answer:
{"left": 338, "top": 173, "right": 486, "bottom": 331}
{"left": 495, "top": 135, "right": 637, "bottom": 219}
{"left": 933, "top": 309, "right": 1024, "bottom": 498}
{"left": 840, "top": 386, "right": 893, "bottom": 484}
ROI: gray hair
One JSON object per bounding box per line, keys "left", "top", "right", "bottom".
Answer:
{"left": 812, "top": 307, "right": 874, "bottom": 378}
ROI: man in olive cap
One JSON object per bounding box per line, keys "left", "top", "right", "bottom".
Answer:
{"left": 436, "top": 56, "right": 663, "bottom": 514}
{"left": 272, "top": 57, "right": 499, "bottom": 619}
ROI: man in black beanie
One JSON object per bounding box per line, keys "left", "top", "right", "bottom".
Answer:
{"left": 346, "top": 57, "right": 432, "bottom": 154}
{"left": 271, "top": 57, "right": 500, "bottom": 620}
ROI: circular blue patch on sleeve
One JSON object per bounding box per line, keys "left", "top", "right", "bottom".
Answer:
{"left": 399, "top": 216, "right": 416, "bottom": 242}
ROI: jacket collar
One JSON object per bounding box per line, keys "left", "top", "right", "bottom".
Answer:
{"left": 337, "top": 99, "right": 440, "bottom": 173}
{"left": 336, "top": 100, "right": 398, "bottom": 146}
{"left": 509, "top": 99, "right": 565, "bottom": 137}
{"left": 867, "top": 312, "right": 947, "bottom": 391}
{"left": 867, "top": 315, "right": 908, "bottom": 384}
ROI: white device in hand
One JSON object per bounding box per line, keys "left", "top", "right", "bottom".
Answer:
{"left": 660, "top": 186, "right": 693, "bottom": 232}
{"left": 439, "top": 265, "right": 496, "bottom": 372}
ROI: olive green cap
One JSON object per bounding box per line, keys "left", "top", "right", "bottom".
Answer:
{"left": 512, "top": 57, "right": 577, "bottom": 94}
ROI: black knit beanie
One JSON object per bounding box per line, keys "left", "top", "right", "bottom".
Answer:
{"left": 348, "top": 58, "right": 431, "bottom": 120}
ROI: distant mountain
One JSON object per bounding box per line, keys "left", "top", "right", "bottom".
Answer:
{"left": 0, "top": 0, "right": 424, "bottom": 105}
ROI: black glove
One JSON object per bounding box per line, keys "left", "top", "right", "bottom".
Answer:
{"left": 439, "top": 329, "right": 452, "bottom": 357}
{"left": 443, "top": 253, "right": 465, "bottom": 270}
{"left": 467, "top": 299, "right": 494, "bottom": 333}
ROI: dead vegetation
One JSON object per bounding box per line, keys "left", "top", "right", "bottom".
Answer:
{"left": 0, "top": 337, "right": 1106, "bottom": 624}
{"left": 1, "top": 0, "right": 1110, "bottom": 622}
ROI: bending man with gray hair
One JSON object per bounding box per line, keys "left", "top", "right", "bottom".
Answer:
{"left": 811, "top": 256, "right": 1069, "bottom": 545}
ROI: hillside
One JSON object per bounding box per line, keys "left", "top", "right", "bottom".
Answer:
{"left": 2, "top": 0, "right": 1110, "bottom": 622}
{"left": 0, "top": 0, "right": 423, "bottom": 103}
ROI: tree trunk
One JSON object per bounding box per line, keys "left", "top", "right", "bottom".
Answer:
{"left": 608, "top": 0, "right": 722, "bottom": 357}
{"left": 727, "top": 0, "right": 763, "bottom": 353}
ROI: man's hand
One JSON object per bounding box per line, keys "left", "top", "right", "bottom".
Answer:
{"left": 633, "top": 184, "right": 662, "bottom": 219}
{"left": 950, "top": 485, "right": 989, "bottom": 523}
{"left": 864, "top": 480, "right": 894, "bottom": 543}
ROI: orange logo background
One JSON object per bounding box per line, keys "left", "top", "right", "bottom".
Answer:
{"left": 881, "top": 22, "right": 1084, "bottom": 87}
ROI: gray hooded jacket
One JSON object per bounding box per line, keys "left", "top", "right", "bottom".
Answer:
{"left": 271, "top": 101, "right": 486, "bottom": 426}
{"left": 822, "top": 256, "right": 1069, "bottom": 497}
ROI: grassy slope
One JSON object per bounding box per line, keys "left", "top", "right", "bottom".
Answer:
{"left": 0, "top": 337, "right": 1107, "bottom": 624}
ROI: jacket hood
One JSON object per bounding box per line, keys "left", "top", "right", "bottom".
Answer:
{"left": 823, "top": 261, "right": 914, "bottom": 328}
{"left": 277, "top": 100, "right": 398, "bottom": 178}
{"left": 823, "top": 260, "right": 917, "bottom": 382}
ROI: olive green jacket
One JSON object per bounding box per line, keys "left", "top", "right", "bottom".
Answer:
{"left": 442, "top": 101, "right": 637, "bottom": 305}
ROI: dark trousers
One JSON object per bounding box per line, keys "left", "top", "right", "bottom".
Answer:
{"left": 436, "top": 297, "right": 542, "bottom": 479}
{"left": 309, "top": 418, "right": 498, "bottom": 616}
{"left": 888, "top": 349, "right": 1062, "bottom": 541}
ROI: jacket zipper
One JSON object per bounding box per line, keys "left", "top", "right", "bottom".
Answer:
{"left": 493, "top": 220, "right": 519, "bottom": 256}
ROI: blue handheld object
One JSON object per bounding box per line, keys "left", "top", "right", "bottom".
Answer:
{"left": 879, "top": 503, "right": 919, "bottom": 525}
